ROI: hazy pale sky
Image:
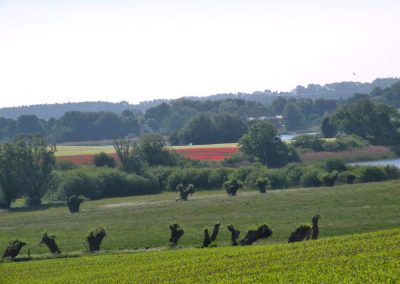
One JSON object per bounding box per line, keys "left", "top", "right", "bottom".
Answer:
{"left": 0, "top": 0, "right": 399, "bottom": 107}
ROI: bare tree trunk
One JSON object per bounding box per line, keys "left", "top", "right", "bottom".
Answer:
{"left": 311, "top": 215, "right": 320, "bottom": 240}
{"left": 227, "top": 225, "right": 240, "bottom": 246}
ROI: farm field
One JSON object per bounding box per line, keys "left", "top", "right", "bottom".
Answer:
{"left": 55, "top": 143, "right": 396, "bottom": 163}
{"left": 0, "top": 180, "right": 399, "bottom": 255}
{"left": 1, "top": 228, "right": 399, "bottom": 283}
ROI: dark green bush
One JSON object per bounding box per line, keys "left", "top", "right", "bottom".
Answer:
{"left": 93, "top": 152, "right": 116, "bottom": 168}
{"left": 55, "top": 160, "right": 77, "bottom": 171}
{"left": 292, "top": 135, "right": 324, "bottom": 152}
{"left": 358, "top": 166, "right": 386, "bottom": 182}
{"left": 256, "top": 178, "right": 269, "bottom": 193}
{"left": 266, "top": 169, "right": 288, "bottom": 189}
{"left": 57, "top": 168, "right": 160, "bottom": 200}
{"left": 323, "top": 135, "right": 369, "bottom": 152}
{"left": 224, "top": 179, "right": 241, "bottom": 196}
{"left": 339, "top": 171, "right": 357, "bottom": 184}
{"left": 301, "top": 168, "right": 323, "bottom": 187}
{"left": 324, "top": 158, "right": 347, "bottom": 172}
{"left": 383, "top": 165, "right": 400, "bottom": 180}
{"left": 319, "top": 171, "right": 338, "bottom": 187}
{"left": 285, "top": 163, "right": 304, "bottom": 186}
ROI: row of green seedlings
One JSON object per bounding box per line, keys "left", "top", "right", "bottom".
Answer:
{"left": 2, "top": 228, "right": 106, "bottom": 260}
{"left": 2, "top": 216, "right": 319, "bottom": 260}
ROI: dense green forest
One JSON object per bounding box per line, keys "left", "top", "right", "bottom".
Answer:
{"left": 0, "top": 79, "right": 399, "bottom": 144}
{"left": 0, "top": 78, "right": 397, "bottom": 120}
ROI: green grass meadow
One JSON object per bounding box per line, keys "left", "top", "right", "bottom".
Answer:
{"left": 1, "top": 180, "right": 399, "bottom": 256}
{"left": 1, "top": 228, "right": 399, "bottom": 283}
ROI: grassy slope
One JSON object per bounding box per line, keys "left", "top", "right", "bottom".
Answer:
{"left": 1, "top": 228, "right": 399, "bottom": 283}
{"left": 0, "top": 181, "right": 399, "bottom": 255}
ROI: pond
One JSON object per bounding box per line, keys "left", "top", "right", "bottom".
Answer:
{"left": 280, "top": 133, "right": 317, "bottom": 142}
{"left": 349, "top": 158, "right": 400, "bottom": 168}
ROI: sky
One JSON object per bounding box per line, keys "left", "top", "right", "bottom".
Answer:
{"left": 0, "top": 0, "right": 399, "bottom": 107}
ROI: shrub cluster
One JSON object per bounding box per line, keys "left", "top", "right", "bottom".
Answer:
{"left": 149, "top": 158, "right": 400, "bottom": 192}
{"left": 55, "top": 167, "right": 160, "bottom": 200}
{"left": 293, "top": 134, "right": 369, "bottom": 152}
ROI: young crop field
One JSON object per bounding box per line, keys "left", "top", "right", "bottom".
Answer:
{"left": 0, "top": 181, "right": 399, "bottom": 256}
{"left": 55, "top": 144, "right": 240, "bottom": 163}
{"left": 1, "top": 228, "right": 399, "bottom": 283}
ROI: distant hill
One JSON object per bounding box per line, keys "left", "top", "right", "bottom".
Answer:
{"left": 185, "top": 78, "right": 400, "bottom": 104}
{"left": 0, "top": 100, "right": 167, "bottom": 120}
{"left": 0, "top": 78, "right": 398, "bottom": 119}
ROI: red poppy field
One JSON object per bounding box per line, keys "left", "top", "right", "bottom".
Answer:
{"left": 55, "top": 144, "right": 240, "bottom": 164}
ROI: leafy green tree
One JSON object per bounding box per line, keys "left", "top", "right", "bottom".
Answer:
{"left": 137, "top": 133, "right": 176, "bottom": 166}
{"left": 332, "top": 99, "right": 400, "bottom": 145}
{"left": 0, "top": 135, "right": 56, "bottom": 208}
{"left": 93, "top": 152, "right": 116, "bottom": 168}
{"left": 239, "top": 121, "right": 296, "bottom": 168}
{"left": 283, "top": 103, "right": 306, "bottom": 131}
{"left": 212, "top": 114, "right": 247, "bottom": 143}
{"left": 113, "top": 139, "right": 145, "bottom": 174}
{"left": 321, "top": 117, "right": 337, "bottom": 138}
{"left": 180, "top": 113, "right": 218, "bottom": 145}
{"left": 292, "top": 135, "right": 324, "bottom": 151}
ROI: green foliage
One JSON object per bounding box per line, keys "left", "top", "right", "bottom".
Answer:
{"left": 3, "top": 228, "right": 400, "bottom": 282}
{"left": 169, "top": 224, "right": 184, "bottom": 247}
{"left": 322, "top": 134, "right": 369, "bottom": 152}
{"left": 0, "top": 180, "right": 400, "bottom": 254}
{"left": 256, "top": 178, "right": 269, "bottom": 193}
{"left": 288, "top": 225, "right": 312, "bottom": 243}
{"left": 319, "top": 171, "right": 339, "bottom": 187}
{"left": 113, "top": 138, "right": 145, "bottom": 174}
{"left": 55, "top": 160, "right": 77, "bottom": 171}
{"left": 93, "top": 152, "right": 115, "bottom": 168}
{"left": 2, "top": 239, "right": 26, "bottom": 259}
{"left": 283, "top": 103, "right": 306, "bottom": 131}
{"left": 86, "top": 227, "right": 106, "bottom": 252}
{"left": 321, "top": 116, "right": 337, "bottom": 138}
{"left": 357, "top": 166, "right": 387, "bottom": 183}
{"left": 239, "top": 121, "right": 297, "bottom": 167}
{"left": 176, "top": 184, "right": 195, "bottom": 201}
{"left": 57, "top": 168, "right": 160, "bottom": 200}
{"left": 224, "top": 179, "right": 241, "bottom": 196}
{"left": 332, "top": 99, "right": 400, "bottom": 145}
{"left": 292, "top": 134, "right": 324, "bottom": 151}
{"left": 0, "top": 135, "right": 56, "bottom": 208}
{"left": 67, "top": 195, "right": 87, "bottom": 213}
{"left": 39, "top": 233, "right": 61, "bottom": 254}
{"left": 173, "top": 113, "right": 247, "bottom": 145}
{"left": 300, "top": 168, "right": 323, "bottom": 187}
{"left": 324, "top": 158, "right": 347, "bottom": 172}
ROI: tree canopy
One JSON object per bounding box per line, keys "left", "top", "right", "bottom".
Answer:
{"left": 239, "top": 121, "right": 298, "bottom": 167}
{"left": 331, "top": 99, "right": 400, "bottom": 145}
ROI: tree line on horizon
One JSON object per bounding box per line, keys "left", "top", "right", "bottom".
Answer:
{"left": 0, "top": 80, "right": 399, "bottom": 145}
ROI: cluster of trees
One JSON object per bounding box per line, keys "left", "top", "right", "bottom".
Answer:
{"left": 292, "top": 134, "right": 369, "bottom": 152}
{"left": 0, "top": 110, "right": 140, "bottom": 143}
{"left": 147, "top": 158, "right": 399, "bottom": 194}
{"left": 170, "top": 113, "right": 247, "bottom": 145}
{"left": 0, "top": 135, "right": 56, "bottom": 208}
{"left": 322, "top": 99, "right": 400, "bottom": 145}
{"left": 144, "top": 100, "right": 267, "bottom": 134}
